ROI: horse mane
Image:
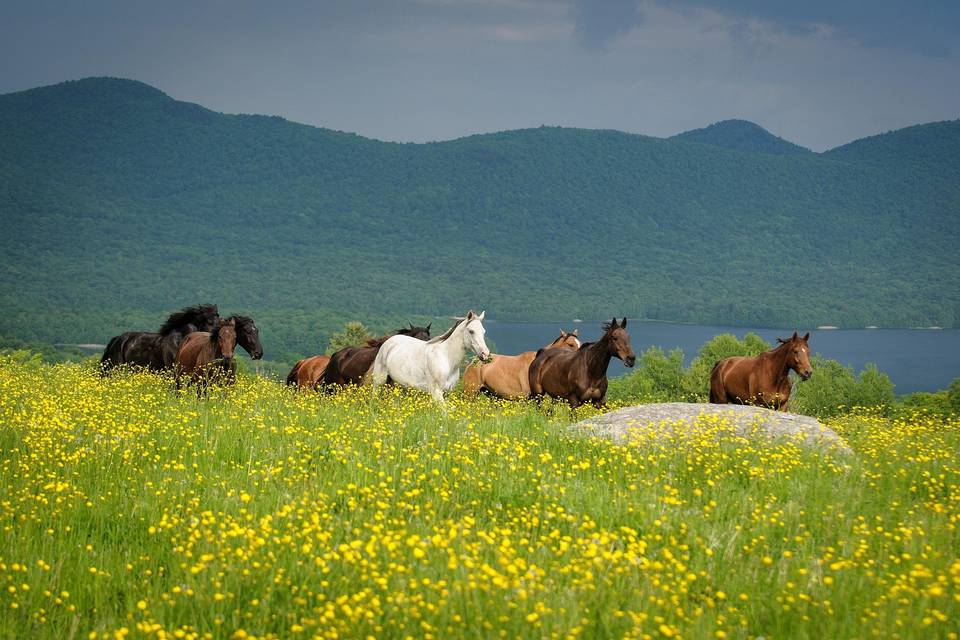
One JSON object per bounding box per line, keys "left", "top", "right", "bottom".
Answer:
{"left": 427, "top": 318, "right": 465, "bottom": 344}
{"left": 365, "top": 335, "right": 391, "bottom": 348}
{"left": 228, "top": 315, "right": 252, "bottom": 327}
{"left": 158, "top": 304, "right": 219, "bottom": 336}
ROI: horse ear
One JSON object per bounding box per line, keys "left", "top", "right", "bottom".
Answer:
{"left": 426, "top": 323, "right": 431, "bottom": 332}
{"left": 560, "top": 330, "right": 568, "bottom": 337}
{"left": 622, "top": 317, "right": 627, "bottom": 328}
{"left": 792, "top": 330, "right": 798, "bottom": 340}
{"left": 802, "top": 332, "right": 810, "bottom": 342}
{"left": 478, "top": 310, "right": 485, "bottom": 321}
{"left": 466, "top": 310, "right": 476, "bottom": 320}
{"left": 572, "top": 329, "right": 578, "bottom": 336}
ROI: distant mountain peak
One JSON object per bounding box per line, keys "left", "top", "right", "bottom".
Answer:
{"left": 672, "top": 119, "right": 811, "bottom": 156}
{"left": 0, "top": 77, "right": 172, "bottom": 108}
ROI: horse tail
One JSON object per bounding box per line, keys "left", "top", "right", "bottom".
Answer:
{"left": 286, "top": 360, "right": 303, "bottom": 386}
{"left": 462, "top": 362, "right": 483, "bottom": 395}
{"left": 709, "top": 359, "right": 727, "bottom": 403}
{"left": 100, "top": 334, "right": 125, "bottom": 373}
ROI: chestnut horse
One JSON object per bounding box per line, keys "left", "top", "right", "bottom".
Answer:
{"left": 528, "top": 318, "right": 635, "bottom": 408}
{"left": 709, "top": 331, "right": 813, "bottom": 410}
{"left": 462, "top": 329, "right": 581, "bottom": 399}
{"left": 286, "top": 355, "right": 331, "bottom": 389}
{"left": 319, "top": 324, "right": 431, "bottom": 388}
{"left": 174, "top": 319, "right": 237, "bottom": 393}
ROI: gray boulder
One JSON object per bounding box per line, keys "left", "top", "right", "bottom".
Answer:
{"left": 573, "top": 402, "right": 851, "bottom": 453}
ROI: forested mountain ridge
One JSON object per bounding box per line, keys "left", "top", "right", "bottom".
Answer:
{"left": 671, "top": 119, "right": 813, "bottom": 156}
{"left": 1, "top": 78, "right": 958, "bottom": 360}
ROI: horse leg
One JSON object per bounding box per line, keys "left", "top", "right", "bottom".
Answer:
{"left": 568, "top": 395, "right": 581, "bottom": 410}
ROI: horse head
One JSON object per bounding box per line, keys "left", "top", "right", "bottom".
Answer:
{"left": 550, "top": 329, "right": 581, "bottom": 350}
{"left": 406, "top": 323, "right": 432, "bottom": 341}
{"left": 462, "top": 310, "right": 490, "bottom": 361}
{"left": 215, "top": 318, "right": 237, "bottom": 361}
{"left": 233, "top": 316, "right": 263, "bottom": 359}
{"left": 603, "top": 317, "right": 635, "bottom": 367}
{"left": 778, "top": 331, "right": 812, "bottom": 380}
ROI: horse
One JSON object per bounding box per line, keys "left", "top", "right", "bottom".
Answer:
{"left": 371, "top": 311, "right": 489, "bottom": 405}
{"left": 462, "top": 329, "right": 581, "bottom": 399}
{"left": 174, "top": 318, "right": 237, "bottom": 393}
{"left": 231, "top": 315, "right": 264, "bottom": 360}
{"left": 212, "top": 315, "right": 264, "bottom": 383}
{"left": 100, "top": 304, "right": 220, "bottom": 372}
{"left": 709, "top": 331, "right": 812, "bottom": 410}
{"left": 320, "top": 324, "right": 432, "bottom": 389}
{"left": 286, "top": 355, "right": 331, "bottom": 389}
{"left": 528, "top": 318, "right": 635, "bottom": 408}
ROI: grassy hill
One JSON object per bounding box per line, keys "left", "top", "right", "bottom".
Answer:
{"left": 1, "top": 78, "right": 958, "bottom": 360}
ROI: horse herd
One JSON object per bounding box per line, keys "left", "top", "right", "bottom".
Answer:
{"left": 101, "top": 304, "right": 815, "bottom": 410}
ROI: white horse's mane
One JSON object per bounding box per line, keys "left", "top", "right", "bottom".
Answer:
{"left": 427, "top": 317, "right": 467, "bottom": 344}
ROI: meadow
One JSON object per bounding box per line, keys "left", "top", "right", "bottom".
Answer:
{"left": 0, "top": 353, "right": 958, "bottom": 640}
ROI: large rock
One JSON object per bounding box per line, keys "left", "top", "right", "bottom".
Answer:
{"left": 573, "top": 402, "right": 851, "bottom": 453}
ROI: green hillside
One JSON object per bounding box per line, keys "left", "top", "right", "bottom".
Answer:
{"left": 1, "top": 78, "right": 958, "bottom": 360}
{"left": 672, "top": 119, "right": 812, "bottom": 156}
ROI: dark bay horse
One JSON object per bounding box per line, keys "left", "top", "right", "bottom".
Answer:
{"left": 174, "top": 319, "right": 237, "bottom": 393}
{"left": 101, "top": 304, "right": 220, "bottom": 372}
{"left": 710, "top": 331, "right": 813, "bottom": 410}
{"left": 319, "top": 324, "right": 432, "bottom": 389}
{"left": 231, "top": 315, "right": 264, "bottom": 360}
{"left": 528, "top": 318, "right": 635, "bottom": 408}
{"left": 463, "top": 329, "right": 581, "bottom": 399}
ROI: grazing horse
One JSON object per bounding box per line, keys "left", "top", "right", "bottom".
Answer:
{"left": 371, "top": 311, "right": 490, "bottom": 405}
{"left": 463, "top": 329, "right": 581, "bottom": 399}
{"left": 286, "top": 355, "right": 331, "bottom": 389}
{"left": 710, "top": 331, "right": 812, "bottom": 410}
{"left": 528, "top": 318, "right": 635, "bottom": 408}
{"left": 174, "top": 319, "right": 237, "bottom": 393}
{"left": 320, "top": 324, "right": 432, "bottom": 389}
{"left": 101, "top": 304, "right": 220, "bottom": 372}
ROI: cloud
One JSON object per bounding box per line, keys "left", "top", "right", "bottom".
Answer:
{"left": 570, "top": 0, "right": 643, "bottom": 48}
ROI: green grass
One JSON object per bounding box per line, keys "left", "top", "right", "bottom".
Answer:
{"left": 0, "top": 354, "right": 958, "bottom": 639}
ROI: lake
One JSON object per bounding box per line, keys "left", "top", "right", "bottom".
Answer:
{"left": 483, "top": 321, "right": 960, "bottom": 394}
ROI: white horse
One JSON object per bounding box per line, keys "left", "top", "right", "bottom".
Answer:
{"left": 371, "top": 310, "right": 490, "bottom": 404}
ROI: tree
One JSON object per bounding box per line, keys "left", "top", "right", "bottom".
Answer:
{"left": 325, "top": 322, "right": 373, "bottom": 355}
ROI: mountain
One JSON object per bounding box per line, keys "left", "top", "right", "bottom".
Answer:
{"left": 672, "top": 119, "right": 812, "bottom": 155}
{"left": 1, "top": 78, "right": 958, "bottom": 360}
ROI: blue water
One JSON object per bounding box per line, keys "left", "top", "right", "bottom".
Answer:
{"left": 483, "top": 321, "right": 960, "bottom": 394}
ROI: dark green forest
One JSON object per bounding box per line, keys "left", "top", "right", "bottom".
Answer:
{"left": 1, "top": 77, "right": 958, "bottom": 360}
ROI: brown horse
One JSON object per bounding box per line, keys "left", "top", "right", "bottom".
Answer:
{"left": 709, "top": 331, "right": 813, "bottom": 410}
{"left": 528, "top": 318, "right": 635, "bottom": 408}
{"left": 321, "top": 324, "right": 431, "bottom": 388}
{"left": 463, "top": 329, "right": 581, "bottom": 399}
{"left": 286, "top": 355, "right": 331, "bottom": 389}
{"left": 174, "top": 319, "right": 237, "bottom": 393}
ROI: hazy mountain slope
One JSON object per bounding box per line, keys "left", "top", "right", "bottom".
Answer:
{"left": 1, "top": 78, "right": 958, "bottom": 358}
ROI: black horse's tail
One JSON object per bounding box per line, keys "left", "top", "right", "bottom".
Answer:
{"left": 100, "top": 334, "right": 125, "bottom": 373}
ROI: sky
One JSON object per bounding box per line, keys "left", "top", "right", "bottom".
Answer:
{"left": 1, "top": 0, "right": 959, "bottom": 151}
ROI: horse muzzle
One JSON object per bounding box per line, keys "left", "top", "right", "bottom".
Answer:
{"left": 801, "top": 371, "right": 812, "bottom": 381}
{"left": 624, "top": 355, "right": 636, "bottom": 367}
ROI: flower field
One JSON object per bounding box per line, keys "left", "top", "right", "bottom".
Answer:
{"left": 0, "top": 354, "right": 958, "bottom": 640}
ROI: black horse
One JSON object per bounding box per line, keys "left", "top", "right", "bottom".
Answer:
{"left": 101, "top": 304, "right": 220, "bottom": 373}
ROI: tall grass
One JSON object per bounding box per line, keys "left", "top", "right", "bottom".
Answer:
{"left": 0, "top": 354, "right": 957, "bottom": 639}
